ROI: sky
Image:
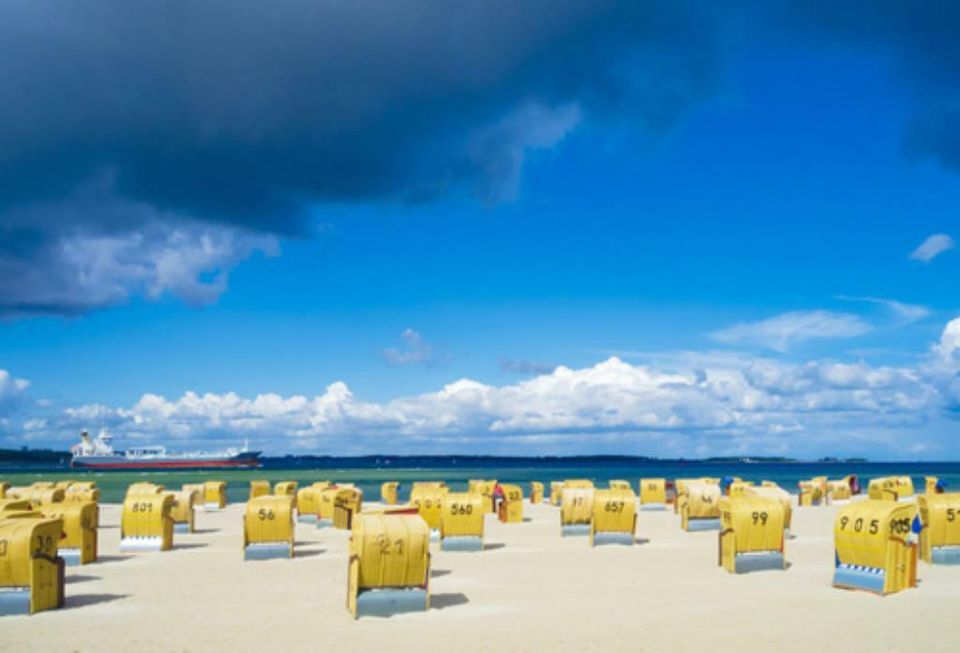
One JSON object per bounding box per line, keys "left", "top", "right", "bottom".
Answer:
{"left": 1, "top": 2, "right": 959, "bottom": 459}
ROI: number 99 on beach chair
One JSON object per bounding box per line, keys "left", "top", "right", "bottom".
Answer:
{"left": 120, "top": 493, "right": 174, "bottom": 552}
{"left": 243, "top": 496, "right": 294, "bottom": 560}
{"left": 718, "top": 496, "right": 785, "bottom": 573}
{"left": 917, "top": 493, "right": 960, "bottom": 564}
{"left": 590, "top": 489, "right": 636, "bottom": 546}
{"left": 440, "top": 493, "right": 484, "bottom": 551}
{"left": 347, "top": 513, "right": 430, "bottom": 618}
{"left": 832, "top": 500, "right": 917, "bottom": 594}
{"left": 0, "top": 515, "right": 65, "bottom": 615}
{"left": 745, "top": 485, "right": 793, "bottom": 537}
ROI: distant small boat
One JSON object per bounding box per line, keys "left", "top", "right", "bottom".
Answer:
{"left": 69, "top": 429, "right": 261, "bottom": 470}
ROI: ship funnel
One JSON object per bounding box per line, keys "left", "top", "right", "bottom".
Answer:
{"left": 80, "top": 430, "right": 91, "bottom": 445}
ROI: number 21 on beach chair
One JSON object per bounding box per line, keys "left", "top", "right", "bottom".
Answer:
{"left": 347, "top": 513, "right": 431, "bottom": 618}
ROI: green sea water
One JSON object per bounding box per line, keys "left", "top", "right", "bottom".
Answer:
{"left": 3, "top": 460, "right": 958, "bottom": 503}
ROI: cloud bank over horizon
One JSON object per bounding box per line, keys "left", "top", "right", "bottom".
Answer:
{"left": 8, "top": 316, "right": 959, "bottom": 459}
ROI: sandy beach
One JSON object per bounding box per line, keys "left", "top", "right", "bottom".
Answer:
{"left": 2, "top": 497, "right": 957, "bottom": 653}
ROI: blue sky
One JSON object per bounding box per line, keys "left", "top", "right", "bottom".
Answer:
{"left": 1, "top": 3, "right": 958, "bottom": 458}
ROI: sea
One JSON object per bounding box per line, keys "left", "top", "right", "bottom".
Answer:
{"left": 2, "top": 457, "right": 959, "bottom": 503}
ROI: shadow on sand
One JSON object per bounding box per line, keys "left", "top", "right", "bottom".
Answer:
{"left": 432, "top": 593, "right": 469, "bottom": 610}
{"left": 63, "top": 594, "right": 129, "bottom": 610}
{"left": 94, "top": 555, "right": 130, "bottom": 564}
{"left": 66, "top": 574, "right": 100, "bottom": 584}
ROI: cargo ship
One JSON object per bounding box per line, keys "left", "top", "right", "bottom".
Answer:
{"left": 70, "top": 430, "right": 261, "bottom": 470}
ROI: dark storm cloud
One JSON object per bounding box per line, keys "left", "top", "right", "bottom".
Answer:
{"left": 0, "top": 1, "right": 724, "bottom": 314}
{"left": 776, "top": 1, "right": 960, "bottom": 172}
{"left": 0, "top": 1, "right": 722, "bottom": 227}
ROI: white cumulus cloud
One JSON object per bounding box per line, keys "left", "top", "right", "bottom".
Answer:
{"left": 7, "top": 317, "right": 960, "bottom": 458}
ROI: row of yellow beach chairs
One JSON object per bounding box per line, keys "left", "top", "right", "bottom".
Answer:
{"left": 3, "top": 474, "right": 958, "bottom": 619}
{"left": 0, "top": 480, "right": 101, "bottom": 615}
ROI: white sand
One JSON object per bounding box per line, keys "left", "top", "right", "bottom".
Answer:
{"left": 2, "top": 498, "right": 958, "bottom": 652}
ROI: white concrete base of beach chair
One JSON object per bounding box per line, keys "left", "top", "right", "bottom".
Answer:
{"left": 440, "top": 536, "right": 483, "bottom": 552}
{"left": 59, "top": 548, "right": 82, "bottom": 566}
{"left": 562, "top": 524, "right": 591, "bottom": 537}
{"left": 355, "top": 588, "right": 429, "bottom": 618}
{"left": 119, "top": 536, "right": 165, "bottom": 552}
{"left": 734, "top": 551, "right": 785, "bottom": 573}
{"left": 592, "top": 532, "right": 634, "bottom": 546}
{"left": 832, "top": 564, "right": 885, "bottom": 593}
{"left": 932, "top": 546, "right": 960, "bottom": 564}
{"left": 244, "top": 542, "right": 292, "bottom": 561}
{"left": 0, "top": 588, "right": 31, "bottom": 615}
